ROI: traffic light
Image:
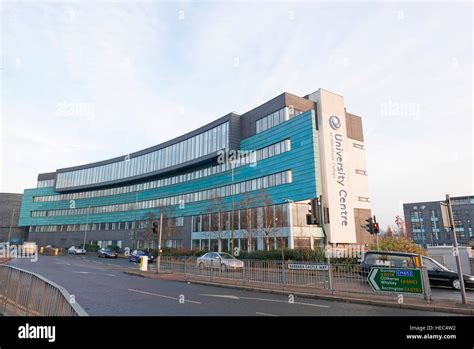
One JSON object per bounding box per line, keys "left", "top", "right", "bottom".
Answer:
{"left": 306, "top": 198, "right": 321, "bottom": 225}
{"left": 365, "top": 217, "right": 374, "bottom": 234}
{"left": 152, "top": 221, "right": 158, "bottom": 234}
{"left": 373, "top": 222, "right": 380, "bottom": 235}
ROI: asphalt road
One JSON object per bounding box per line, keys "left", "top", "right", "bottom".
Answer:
{"left": 6, "top": 254, "right": 461, "bottom": 316}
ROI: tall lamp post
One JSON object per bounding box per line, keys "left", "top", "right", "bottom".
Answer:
{"left": 7, "top": 208, "right": 15, "bottom": 244}
{"left": 230, "top": 161, "right": 235, "bottom": 255}
{"left": 284, "top": 199, "right": 294, "bottom": 249}
{"left": 82, "top": 205, "right": 91, "bottom": 249}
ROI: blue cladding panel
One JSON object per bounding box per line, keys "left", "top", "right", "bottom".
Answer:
{"left": 19, "top": 111, "right": 319, "bottom": 227}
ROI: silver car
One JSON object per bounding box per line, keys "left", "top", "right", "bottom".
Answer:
{"left": 197, "top": 252, "right": 244, "bottom": 271}
{"left": 68, "top": 246, "right": 86, "bottom": 255}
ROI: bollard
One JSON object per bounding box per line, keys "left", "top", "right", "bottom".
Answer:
{"left": 139, "top": 256, "right": 148, "bottom": 271}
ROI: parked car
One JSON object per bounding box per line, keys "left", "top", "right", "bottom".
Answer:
{"left": 360, "top": 250, "right": 474, "bottom": 290}
{"left": 68, "top": 246, "right": 86, "bottom": 255}
{"left": 197, "top": 252, "right": 244, "bottom": 271}
{"left": 98, "top": 248, "right": 118, "bottom": 258}
{"left": 129, "top": 250, "right": 155, "bottom": 263}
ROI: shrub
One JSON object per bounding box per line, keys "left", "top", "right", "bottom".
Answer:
{"left": 238, "top": 248, "right": 327, "bottom": 262}
{"left": 368, "top": 236, "right": 427, "bottom": 256}
{"left": 83, "top": 244, "right": 100, "bottom": 252}
{"left": 107, "top": 245, "right": 121, "bottom": 253}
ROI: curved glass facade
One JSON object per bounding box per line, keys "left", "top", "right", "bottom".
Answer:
{"left": 56, "top": 122, "right": 229, "bottom": 189}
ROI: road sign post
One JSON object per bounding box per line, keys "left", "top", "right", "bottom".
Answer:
{"left": 442, "top": 195, "right": 468, "bottom": 304}
{"left": 368, "top": 268, "right": 424, "bottom": 295}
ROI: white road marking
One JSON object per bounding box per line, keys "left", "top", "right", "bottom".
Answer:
{"left": 256, "top": 312, "right": 278, "bottom": 317}
{"left": 199, "top": 294, "right": 240, "bottom": 300}
{"left": 72, "top": 271, "right": 116, "bottom": 277}
{"left": 54, "top": 262, "right": 71, "bottom": 265}
{"left": 128, "top": 288, "right": 202, "bottom": 304}
{"left": 241, "top": 296, "right": 330, "bottom": 308}
{"left": 199, "top": 294, "right": 330, "bottom": 308}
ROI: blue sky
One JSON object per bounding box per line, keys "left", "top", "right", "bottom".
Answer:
{"left": 1, "top": 1, "right": 472, "bottom": 228}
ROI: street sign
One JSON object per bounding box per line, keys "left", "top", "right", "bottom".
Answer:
{"left": 288, "top": 263, "right": 329, "bottom": 271}
{"left": 440, "top": 202, "right": 451, "bottom": 229}
{"left": 367, "top": 268, "right": 424, "bottom": 294}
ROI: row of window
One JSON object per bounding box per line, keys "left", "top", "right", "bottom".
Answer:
{"left": 37, "top": 179, "right": 55, "bottom": 188}
{"left": 192, "top": 237, "right": 289, "bottom": 252}
{"left": 31, "top": 170, "right": 292, "bottom": 218}
{"left": 256, "top": 106, "right": 303, "bottom": 134}
{"left": 29, "top": 216, "right": 185, "bottom": 233}
{"left": 192, "top": 203, "right": 289, "bottom": 232}
{"left": 133, "top": 239, "right": 183, "bottom": 250}
{"left": 451, "top": 198, "right": 474, "bottom": 205}
{"left": 55, "top": 122, "right": 229, "bottom": 189}
{"left": 34, "top": 139, "right": 291, "bottom": 203}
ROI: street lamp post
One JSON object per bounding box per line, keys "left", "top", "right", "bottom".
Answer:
{"left": 284, "top": 199, "right": 294, "bottom": 249}
{"left": 82, "top": 205, "right": 91, "bottom": 249}
{"left": 156, "top": 211, "right": 163, "bottom": 274}
{"left": 7, "top": 208, "right": 15, "bottom": 244}
{"left": 446, "top": 194, "right": 467, "bottom": 304}
{"left": 230, "top": 162, "right": 235, "bottom": 255}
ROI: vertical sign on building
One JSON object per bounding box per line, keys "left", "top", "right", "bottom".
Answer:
{"left": 307, "top": 89, "right": 357, "bottom": 243}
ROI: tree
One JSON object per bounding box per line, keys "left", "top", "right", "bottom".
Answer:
{"left": 386, "top": 225, "right": 393, "bottom": 237}
{"left": 161, "top": 205, "right": 177, "bottom": 249}
{"left": 368, "top": 236, "right": 427, "bottom": 256}
{"left": 143, "top": 211, "right": 158, "bottom": 251}
{"left": 205, "top": 195, "right": 229, "bottom": 252}
{"left": 255, "top": 190, "right": 281, "bottom": 251}
{"left": 237, "top": 192, "right": 259, "bottom": 253}
{"left": 394, "top": 215, "right": 406, "bottom": 237}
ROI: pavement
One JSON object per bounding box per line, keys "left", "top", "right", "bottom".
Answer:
{"left": 4, "top": 253, "right": 470, "bottom": 316}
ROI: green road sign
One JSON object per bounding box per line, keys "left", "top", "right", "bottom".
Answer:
{"left": 367, "top": 268, "right": 424, "bottom": 294}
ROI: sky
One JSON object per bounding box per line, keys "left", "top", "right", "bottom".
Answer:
{"left": 0, "top": 0, "right": 472, "bottom": 229}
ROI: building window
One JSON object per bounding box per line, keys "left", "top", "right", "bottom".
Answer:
{"left": 255, "top": 107, "right": 302, "bottom": 134}
{"left": 175, "top": 217, "right": 184, "bottom": 227}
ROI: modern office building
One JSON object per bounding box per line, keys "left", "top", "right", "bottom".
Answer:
{"left": 403, "top": 196, "right": 474, "bottom": 248}
{"left": 19, "top": 89, "right": 372, "bottom": 251}
{"left": 0, "top": 193, "right": 25, "bottom": 243}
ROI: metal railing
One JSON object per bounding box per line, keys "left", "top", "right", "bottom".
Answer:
{"left": 154, "top": 256, "right": 431, "bottom": 301}
{"left": 0, "top": 265, "right": 88, "bottom": 316}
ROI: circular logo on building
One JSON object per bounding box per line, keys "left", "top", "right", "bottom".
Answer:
{"left": 329, "top": 115, "right": 341, "bottom": 130}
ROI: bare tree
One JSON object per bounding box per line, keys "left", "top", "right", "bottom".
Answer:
{"left": 205, "top": 195, "right": 228, "bottom": 252}
{"left": 237, "top": 192, "right": 259, "bottom": 253}
{"left": 255, "top": 190, "right": 282, "bottom": 251}
{"left": 143, "top": 211, "right": 158, "bottom": 251}
{"left": 161, "top": 205, "right": 177, "bottom": 249}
